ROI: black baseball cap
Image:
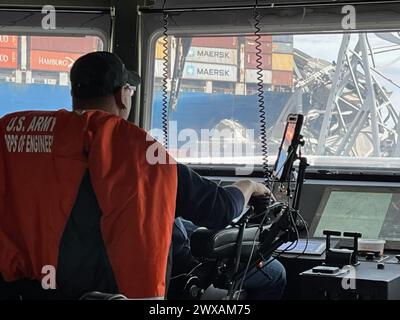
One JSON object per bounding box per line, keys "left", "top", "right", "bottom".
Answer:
{"left": 70, "top": 51, "right": 141, "bottom": 99}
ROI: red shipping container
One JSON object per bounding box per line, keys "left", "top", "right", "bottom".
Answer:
{"left": 0, "top": 48, "right": 18, "bottom": 69}
{"left": 272, "top": 70, "right": 293, "bottom": 86}
{"left": 30, "top": 50, "right": 83, "bottom": 72}
{"left": 0, "top": 35, "right": 18, "bottom": 49}
{"left": 30, "top": 36, "right": 99, "bottom": 54}
{"left": 244, "top": 40, "right": 272, "bottom": 54}
{"left": 244, "top": 52, "right": 272, "bottom": 69}
{"left": 191, "top": 37, "right": 237, "bottom": 49}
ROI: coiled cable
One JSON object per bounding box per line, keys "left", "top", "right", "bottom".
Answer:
{"left": 161, "top": 1, "right": 169, "bottom": 149}
{"left": 254, "top": 1, "right": 270, "bottom": 188}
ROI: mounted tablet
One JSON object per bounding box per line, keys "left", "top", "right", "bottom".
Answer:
{"left": 273, "top": 114, "right": 304, "bottom": 182}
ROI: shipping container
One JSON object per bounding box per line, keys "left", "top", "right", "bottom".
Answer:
{"left": 187, "top": 46, "right": 237, "bottom": 65}
{"left": 272, "top": 53, "right": 293, "bottom": 71}
{"left": 244, "top": 39, "right": 272, "bottom": 54}
{"left": 183, "top": 62, "right": 237, "bottom": 82}
{"left": 0, "top": 35, "right": 18, "bottom": 49}
{"left": 272, "top": 42, "right": 293, "bottom": 54}
{"left": 191, "top": 37, "right": 237, "bottom": 49}
{"left": 0, "top": 48, "right": 18, "bottom": 69}
{"left": 245, "top": 35, "right": 272, "bottom": 42}
{"left": 272, "top": 70, "right": 293, "bottom": 86}
{"left": 245, "top": 69, "right": 272, "bottom": 83}
{"left": 155, "top": 38, "right": 166, "bottom": 59}
{"left": 30, "top": 50, "right": 83, "bottom": 72}
{"left": 272, "top": 35, "right": 294, "bottom": 43}
{"left": 244, "top": 53, "right": 272, "bottom": 69}
{"left": 154, "top": 59, "right": 169, "bottom": 78}
{"left": 30, "top": 36, "right": 100, "bottom": 54}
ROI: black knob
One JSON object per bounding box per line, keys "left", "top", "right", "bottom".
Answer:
{"left": 323, "top": 230, "right": 341, "bottom": 237}
{"left": 249, "top": 196, "right": 270, "bottom": 214}
{"left": 343, "top": 232, "right": 362, "bottom": 238}
{"left": 377, "top": 263, "right": 385, "bottom": 270}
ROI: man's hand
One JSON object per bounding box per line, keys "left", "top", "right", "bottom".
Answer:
{"left": 251, "top": 181, "right": 271, "bottom": 197}
{"left": 232, "top": 179, "right": 272, "bottom": 207}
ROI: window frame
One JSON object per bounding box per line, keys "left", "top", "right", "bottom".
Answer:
{"left": 0, "top": 9, "right": 110, "bottom": 49}
{"left": 139, "top": 2, "right": 400, "bottom": 175}
{"left": 0, "top": 8, "right": 111, "bottom": 116}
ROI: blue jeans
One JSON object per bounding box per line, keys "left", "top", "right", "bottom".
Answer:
{"left": 243, "top": 258, "right": 286, "bottom": 300}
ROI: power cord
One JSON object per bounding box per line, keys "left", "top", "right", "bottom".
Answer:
{"left": 253, "top": 0, "right": 270, "bottom": 189}
{"left": 161, "top": 0, "right": 169, "bottom": 149}
{"left": 234, "top": 146, "right": 295, "bottom": 299}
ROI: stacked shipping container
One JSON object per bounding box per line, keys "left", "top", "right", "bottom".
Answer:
{"left": 155, "top": 37, "right": 239, "bottom": 83}
{"left": 2, "top": 34, "right": 293, "bottom": 90}
{"left": 0, "top": 35, "right": 101, "bottom": 75}
{"left": 29, "top": 36, "right": 101, "bottom": 72}
{"left": 0, "top": 35, "right": 18, "bottom": 69}
{"left": 154, "top": 35, "right": 294, "bottom": 91}
{"left": 271, "top": 35, "right": 293, "bottom": 87}
{"left": 244, "top": 35, "right": 272, "bottom": 84}
{"left": 184, "top": 37, "right": 237, "bottom": 83}
{"left": 244, "top": 35, "right": 293, "bottom": 86}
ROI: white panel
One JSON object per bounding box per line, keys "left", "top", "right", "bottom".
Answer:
{"left": 155, "top": 60, "right": 238, "bottom": 82}
{"left": 186, "top": 46, "right": 237, "bottom": 65}
{"left": 245, "top": 69, "right": 272, "bottom": 83}
{"left": 183, "top": 62, "right": 237, "bottom": 82}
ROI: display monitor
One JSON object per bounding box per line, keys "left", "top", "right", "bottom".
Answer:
{"left": 310, "top": 187, "right": 400, "bottom": 243}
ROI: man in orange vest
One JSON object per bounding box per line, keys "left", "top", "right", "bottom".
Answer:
{"left": 0, "top": 52, "right": 177, "bottom": 299}
{"left": 0, "top": 51, "right": 271, "bottom": 300}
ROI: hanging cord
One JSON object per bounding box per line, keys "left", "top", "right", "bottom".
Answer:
{"left": 161, "top": 1, "right": 169, "bottom": 149}
{"left": 253, "top": 2, "right": 270, "bottom": 188}
{"left": 235, "top": 149, "right": 295, "bottom": 299}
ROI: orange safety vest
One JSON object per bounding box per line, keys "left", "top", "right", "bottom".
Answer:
{"left": 0, "top": 109, "right": 177, "bottom": 299}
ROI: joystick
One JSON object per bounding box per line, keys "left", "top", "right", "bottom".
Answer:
{"left": 249, "top": 195, "right": 271, "bottom": 214}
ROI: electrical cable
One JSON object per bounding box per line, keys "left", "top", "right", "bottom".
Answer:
{"left": 273, "top": 147, "right": 308, "bottom": 259}
{"left": 161, "top": 0, "right": 169, "bottom": 149}
{"left": 255, "top": 208, "right": 300, "bottom": 270}
{"left": 253, "top": 0, "right": 270, "bottom": 189}
{"left": 231, "top": 1, "right": 271, "bottom": 299}
{"left": 235, "top": 140, "right": 315, "bottom": 297}
{"left": 170, "top": 261, "right": 205, "bottom": 280}
{"left": 235, "top": 207, "right": 268, "bottom": 299}
{"left": 289, "top": 145, "right": 310, "bottom": 259}
{"left": 290, "top": 211, "right": 309, "bottom": 260}
{"left": 234, "top": 147, "right": 295, "bottom": 299}
{"left": 248, "top": 216, "right": 302, "bottom": 283}
{"left": 236, "top": 205, "right": 299, "bottom": 300}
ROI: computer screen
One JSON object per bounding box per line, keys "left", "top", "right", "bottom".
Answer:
{"left": 310, "top": 188, "right": 400, "bottom": 242}
{"left": 273, "top": 122, "right": 296, "bottom": 180}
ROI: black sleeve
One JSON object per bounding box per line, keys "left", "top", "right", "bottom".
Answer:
{"left": 175, "top": 163, "right": 245, "bottom": 230}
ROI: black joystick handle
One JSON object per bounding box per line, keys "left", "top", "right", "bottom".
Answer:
{"left": 249, "top": 196, "right": 271, "bottom": 214}
{"left": 323, "top": 230, "right": 341, "bottom": 252}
